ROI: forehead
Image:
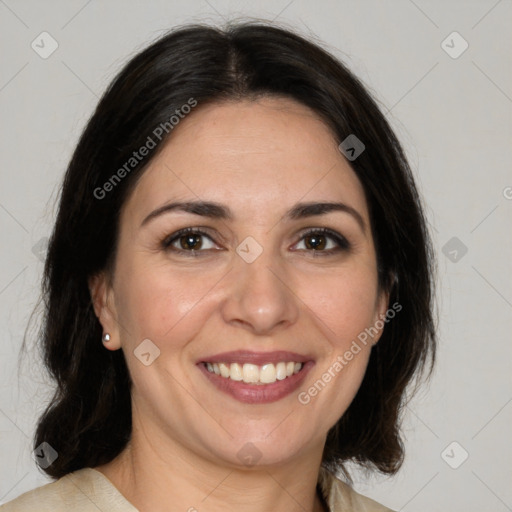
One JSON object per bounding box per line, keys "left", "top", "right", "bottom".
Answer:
{"left": 122, "top": 97, "right": 369, "bottom": 224}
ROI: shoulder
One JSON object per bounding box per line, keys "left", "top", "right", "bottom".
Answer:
{"left": 0, "top": 468, "right": 138, "bottom": 512}
{"left": 318, "top": 467, "right": 395, "bottom": 512}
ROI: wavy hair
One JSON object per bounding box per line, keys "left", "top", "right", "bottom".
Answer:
{"left": 30, "top": 21, "right": 436, "bottom": 480}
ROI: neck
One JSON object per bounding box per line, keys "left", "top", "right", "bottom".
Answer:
{"left": 96, "top": 417, "right": 328, "bottom": 512}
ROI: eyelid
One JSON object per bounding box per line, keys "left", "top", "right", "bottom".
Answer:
{"left": 162, "top": 226, "right": 350, "bottom": 255}
{"left": 161, "top": 227, "right": 220, "bottom": 251}
{"left": 291, "top": 227, "right": 350, "bottom": 252}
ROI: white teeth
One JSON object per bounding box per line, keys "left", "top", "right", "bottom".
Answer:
{"left": 230, "top": 363, "right": 243, "bottom": 381}
{"left": 219, "top": 363, "right": 230, "bottom": 378}
{"left": 260, "top": 363, "right": 277, "bottom": 383}
{"left": 275, "top": 362, "right": 287, "bottom": 380}
{"left": 242, "top": 364, "right": 259, "bottom": 383}
{"left": 205, "top": 361, "right": 304, "bottom": 384}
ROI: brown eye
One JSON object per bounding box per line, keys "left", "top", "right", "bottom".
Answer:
{"left": 179, "top": 233, "right": 203, "bottom": 250}
{"left": 162, "top": 228, "right": 218, "bottom": 254}
{"left": 304, "top": 233, "right": 327, "bottom": 250}
{"left": 293, "top": 228, "right": 350, "bottom": 254}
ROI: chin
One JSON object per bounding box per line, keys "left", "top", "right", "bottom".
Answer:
{"left": 199, "top": 424, "right": 315, "bottom": 470}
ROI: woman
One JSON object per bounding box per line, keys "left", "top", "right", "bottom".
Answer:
{"left": 2, "top": 21, "right": 436, "bottom": 512}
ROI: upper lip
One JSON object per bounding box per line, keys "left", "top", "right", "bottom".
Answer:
{"left": 198, "top": 350, "right": 312, "bottom": 366}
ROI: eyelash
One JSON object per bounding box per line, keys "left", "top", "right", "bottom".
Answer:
{"left": 161, "top": 227, "right": 350, "bottom": 257}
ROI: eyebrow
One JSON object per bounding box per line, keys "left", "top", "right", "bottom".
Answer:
{"left": 141, "top": 200, "right": 366, "bottom": 233}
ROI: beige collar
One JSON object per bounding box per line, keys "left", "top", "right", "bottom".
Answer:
{"left": 317, "top": 466, "right": 395, "bottom": 512}
{"left": 72, "top": 466, "right": 393, "bottom": 512}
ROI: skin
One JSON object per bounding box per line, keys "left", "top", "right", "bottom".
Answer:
{"left": 89, "top": 96, "right": 389, "bottom": 512}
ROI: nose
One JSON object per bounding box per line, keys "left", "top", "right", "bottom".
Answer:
{"left": 219, "top": 247, "right": 300, "bottom": 335}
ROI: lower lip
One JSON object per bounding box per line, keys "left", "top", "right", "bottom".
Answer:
{"left": 197, "top": 361, "right": 314, "bottom": 404}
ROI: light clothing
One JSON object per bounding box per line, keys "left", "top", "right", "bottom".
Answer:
{"left": 318, "top": 468, "right": 394, "bottom": 511}
{"left": 1, "top": 466, "right": 394, "bottom": 511}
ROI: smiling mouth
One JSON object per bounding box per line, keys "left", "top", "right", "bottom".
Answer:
{"left": 197, "top": 350, "right": 313, "bottom": 404}
{"left": 203, "top": 361, "right": 304, "bottom": 385}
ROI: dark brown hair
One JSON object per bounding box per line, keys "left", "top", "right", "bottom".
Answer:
{"left": 31, "top": 21, "right": 436, "bottom": 480}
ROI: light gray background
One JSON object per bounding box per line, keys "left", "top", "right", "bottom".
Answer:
{"left": 1, "top": 1, "right": 511, "bottom": 511}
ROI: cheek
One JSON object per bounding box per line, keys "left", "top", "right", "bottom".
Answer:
{"left": 114, "top": 258, "right": 219, "bottom": 343}
{"left": 304, "top": 266, "right": 380, "bottom": 343}
{"left": 296, "top": 267, "right": 378, "bottom": 414}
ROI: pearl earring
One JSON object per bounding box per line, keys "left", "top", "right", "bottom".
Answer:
{"left": 102, "top": 333, "right": 111, "bottom": 343}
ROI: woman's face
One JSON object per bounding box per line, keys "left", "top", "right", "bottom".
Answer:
{"left": 92, "top": 97, "right": 389, "bottom": 468}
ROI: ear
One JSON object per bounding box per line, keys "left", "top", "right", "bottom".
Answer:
{"left": 370, "top": 286, "right": 391, "bottom": 346}
{"left": 88, "top": 272, "right": 122, "bottom": 350}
